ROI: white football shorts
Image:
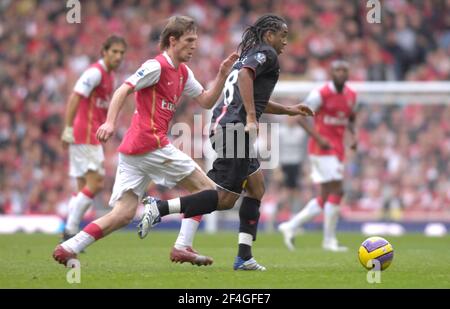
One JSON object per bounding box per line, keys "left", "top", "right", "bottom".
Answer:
{"left": 109, "top": 144, "right": 198, "bottom": 207}
{"left": 309, "top": 155, "right": 344, "bottom": 184}
{"left": 69, "top": 144, "right": 105, "bottom": 178}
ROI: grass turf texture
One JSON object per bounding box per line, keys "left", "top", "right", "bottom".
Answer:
{"left": 1, "top": 231, "right": 449, "bottom": 288}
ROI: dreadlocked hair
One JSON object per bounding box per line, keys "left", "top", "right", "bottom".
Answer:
{"left": 238, "top": 14, "right": 286, "bottom": 60}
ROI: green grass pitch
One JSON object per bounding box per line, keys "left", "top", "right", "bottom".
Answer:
{"left": 1, "top": 231, "right": 449, "bottom": 288}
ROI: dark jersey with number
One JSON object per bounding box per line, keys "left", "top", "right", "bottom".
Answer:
{"left": 211, "top": 43, "right": 280, "bottom": 131}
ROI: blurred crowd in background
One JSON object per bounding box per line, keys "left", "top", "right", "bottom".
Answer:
{"left": 0, "top": 0, "right": 449, "bottom": 221}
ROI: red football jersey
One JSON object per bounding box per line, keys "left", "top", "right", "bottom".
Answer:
{"left": 306, "top": 82, "right": 357, "bottom": 161}
{"left": 118, "top": 54, "right": 190, "bottom": 154}
{"left": 73, "top": 60, "right": 114, "bottom": 145}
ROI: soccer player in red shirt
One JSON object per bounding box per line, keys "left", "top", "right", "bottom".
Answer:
{"left": 279, "top": 60, "right": 357, "bottom": 252}
{"left": 53, "top": 16, "right": 238, "bottom": 266}
{"left": 61, "top": 35, "right": 126, "bottom": 242}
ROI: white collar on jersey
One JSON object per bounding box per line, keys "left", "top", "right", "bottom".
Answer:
{"left": 163, "top": 51, "right": 175, "bottom": 68}
{"left": 328, "top": 81, "right": 338, "bottom": 93}
{"left": 98, "top": 59, "right": 108, "bottom": 71}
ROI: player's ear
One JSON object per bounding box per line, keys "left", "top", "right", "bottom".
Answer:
{"left": 169, "top": 35, "right": 177, "bottom": 47}
{"left": 264, "top": 31, "right": 275, "bottom": 44}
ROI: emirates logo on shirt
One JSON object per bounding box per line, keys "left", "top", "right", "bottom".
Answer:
{"left": 96, "top": 99, "right": 109, "bottom": 109}
{"left": 323, "top": 115, "right": 348, "bottom": 126}
{"left": 161, "top": 99, "right": 176, "bottom": 112}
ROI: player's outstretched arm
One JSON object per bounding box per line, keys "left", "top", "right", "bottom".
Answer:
{"left": 264, "top": 100, "right": 314, "bottom": 116}
{"left": 61, "top": 92, "right": 82, "bottom": 148}
{"left": 96, "top": 83, "right": 133, "bottom": 143}
{"left": 195, "top": 53, "right": 239, "bottom": 109}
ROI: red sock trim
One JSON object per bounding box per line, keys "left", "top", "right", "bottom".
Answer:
{"left": 317, "top": 196, "right": 325, "bottom": 208}
{"left": 83, "top": 223, "right": 103, "bottom": 240}
{"left": 190, "top": 215, "right": 202, "bottom": 222}
{"left": 81, "top": 187, "right": 95, "bottom": 199}
{"left": 182, "top": 214, "right": 202, "bottom": 222}
{"left": 328, "top": 194, "right": 342, "bottom": 205}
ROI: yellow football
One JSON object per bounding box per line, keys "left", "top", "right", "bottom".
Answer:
{"left": 358, "top": 236, "right": 394, "bottom": 271}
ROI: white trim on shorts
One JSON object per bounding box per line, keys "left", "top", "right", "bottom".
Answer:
{"left": 248, "top": 166, "right": 261, "bottom": 178}
{"left": 108, "top": 144, "right": 197, "bottom": 207}
{"left": 309, "top": 154, "right": 344, "bottom": 184}
{"left": 212, "top": 166, "right": 261, "bottom": 196}
{"left": 214, "top": 182, "right": 241, "bottom": 196}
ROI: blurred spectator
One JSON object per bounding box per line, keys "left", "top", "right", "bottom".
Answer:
{"left": 0, "top": 0, "right": 449, "bottom": 218}
{"left": 276, "top": 116, "right": 307, "bottom": 215}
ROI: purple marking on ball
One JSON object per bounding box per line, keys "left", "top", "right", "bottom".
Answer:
{"left": 375, "top": 251, "right": 394, "bottom": 265}
{"left": 362, "top": 238, "right": 389, "bottom": 252}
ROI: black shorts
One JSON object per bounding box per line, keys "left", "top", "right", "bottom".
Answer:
{"left": 206, "top": 125, "right": 260, "bottom": 194}
{"left": 281, "top": 164, "right": 301, "bottom": 189}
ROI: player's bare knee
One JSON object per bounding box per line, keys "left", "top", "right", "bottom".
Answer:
{"left": 113, "top": 209, "right": 134, "bottom": 227}
{"left": 122, "top": 213, "right": 135, "bottom": 226}
{"left": 76, "top": 178, "right": 86, "bottom": 191}
{"left": 216, "top": 192, "right": 238, "bottom": 210}
{"left": 88, "top": 183, "right": 104, "bottom": 196}
{"left": 217, "top": 199, "right": 234, "bottom": 210}
{"left": 95, "top": 178, "right": 105, "bottom": 193}
{"left": 246, "top": 184, "right": 265, "bottom": 200}
{"left": 85, "top": 174, "right": 104, "bottom": 195}
{"left": 110, "top": 199, "right": 137, "bottom": 227}
{"left": 333, "top": 190, "right": 344, "bottom": 198}
{"left": 259, "top": 183, "right": 266, "bottom": 198}
{"left": 330, "top": 182, "right": 344, "bottom": 197}
{"left": 320, "top": 184, "right": 332, "bottom": 199}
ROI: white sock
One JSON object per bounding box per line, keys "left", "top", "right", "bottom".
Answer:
{"left": 62, "top": 231, "right": 95, "bottom": 254}
{"left": 238, "top": 232, "right": 253, "bottom": 246}
{"left": 323, "top": 202, "right": 340, "bottom": 243}
{"left": 284, "top": 198, "right": 322, "bottom": 230}
{"left": 174, "top": 218, "right": 199, "bottom": 249}
{"left": 65, "top": 191, "right": 93, "bottom": 235}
